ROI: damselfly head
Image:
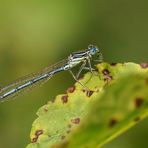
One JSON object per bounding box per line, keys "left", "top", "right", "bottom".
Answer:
{"left": 88, "top": 45, "right": 99, "bottom": 55}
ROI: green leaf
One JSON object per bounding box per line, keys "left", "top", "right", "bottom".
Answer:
{"left": 26, "top": 62, "right": 148, "bottom": 148}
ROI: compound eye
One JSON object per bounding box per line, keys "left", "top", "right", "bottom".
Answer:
{"left": 88, "top": 44, "right": 98, "bottom": 54}
{"left": 88, "top": 44, "right": 95, "bottom": 50}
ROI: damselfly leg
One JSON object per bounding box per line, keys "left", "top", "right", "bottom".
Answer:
{"left": 69, "top": 58, "right": 95, "bottom": 89}
{"left": 69, "top": 69, "right": 89, "bottom": 90}
{"left": 83, "top": 58, "right": 96, "bottom": 85}
{"left": 76, "top": 60, "right": 87, "bottom": 79}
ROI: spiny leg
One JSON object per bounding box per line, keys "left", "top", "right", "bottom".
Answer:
{"left": 88, "top": 57, "right": 101, "bottom": 76}
{"left": 76, "top": 59, "right": 96, "bottom": 79}
{"left": 84, "top": 57, "right": 101, "bottom": 85}
{"left": 93, "top": 52, "right": 104, "bottom": 80}
{"left": 76, "top": 60, "right": 87, "bottom": 79}
{"left": 69, "top": 70, "right": 89, "bottom": 90}
{"left": 84, "top": 58, "right": 94, "bottom": 84}
{"left": 75, "top": 58, "right": 97, "bottom": 85}
{"left": 87, "top": 58, "right": 93, "bottom": 73}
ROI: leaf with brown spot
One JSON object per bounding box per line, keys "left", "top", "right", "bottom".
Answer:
{"left": 26, "top": 62, "right": 148, "bottom": 148}
{"left": 57, "top": 73, "right": 148, "bottom": 148}
{"left": 26, "top": 67, "right": 104, "bottom": 148}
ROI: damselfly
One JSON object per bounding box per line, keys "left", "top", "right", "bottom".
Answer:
{"left": 0, "top": 45, "right": 103, "bottom": 102}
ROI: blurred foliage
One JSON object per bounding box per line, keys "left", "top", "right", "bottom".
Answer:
{"left": 0, "top": 0, "right": 148, "bottom": 148}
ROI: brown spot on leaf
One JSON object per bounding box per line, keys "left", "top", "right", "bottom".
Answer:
{"left": 44, "top": 106, "right": 48, "bottom": 112}
{"left": 66, "top": 130, "right": 71, "bottom": 134}
{"left": 35, "top": 130, "right": 43, "bottom": 137}
{"left": 104, "top": 76, "right": 113, "bottom": 82}
{"left": 86, "top": 90, "right": 94, "bottom": 97}
{"left": 102, "top": 69, "right": 113, "bottom": 82}
{"left": 44, "top": 108, "right": 48, "bottom": 112}
{"left": 67, "top": 86, "right": 75, "bottom": 93}
{"left": 102, "top": 69, "right": 110, "bottom": 75}
{"left": 31, "top": 130, "right": 43, "bottom": 143}
{"left": 31, "top": 137, "right": 37, "bottom": 143}
{"left": 140, "top": 63, "right": 148, "bottom": 69}
{"left": 134, "top": 117, "right": 141, "bottom": 122}
{"left": 71, "top": 118, "right": 80, "bottom": 124}
{"left": 109, "top": 118, "right": 118, "bottom": 127}
{"left": 61, "top": 95, "right": 68, "bottom": 103}
{"left": 135, "top": 97, "right": 144, "bottom": 108}
{"left": 61, "top": 135, "right": 65, "bottom": 140}
{"left": 82, "top": 89, "right": 86, "bottom": 93}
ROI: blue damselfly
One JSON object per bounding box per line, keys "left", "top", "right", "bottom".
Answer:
{"left": 0, "top": 45, "right": 103, "bottom": 102}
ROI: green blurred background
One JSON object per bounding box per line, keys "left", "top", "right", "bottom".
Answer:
{"left": 0, "top": 0, "right": 147, "bottom": 148}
